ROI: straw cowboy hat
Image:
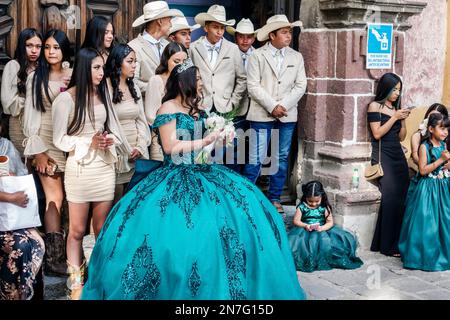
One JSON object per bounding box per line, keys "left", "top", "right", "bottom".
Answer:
{"left": 257, "top": 14, "right": 302, "bottom": 42}
{"left": 169, "top": 16, "right": 201, "bottom": 35}
{"left": 132, "top": 1, "right": 183, "bottom": 28}
{"left": 226, "top": 18, "right": 257, "bottom": 36}
{"left": 194, "top": 5, "right": 235, "bottom": 27}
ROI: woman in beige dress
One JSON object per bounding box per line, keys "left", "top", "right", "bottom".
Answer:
{"left": 145, "top": 42, "right": 188, "bottom": 160}
{"left": 105, "top": 44, "right": 150, "bottom": 201}
{"left": 1, "top": 28, "right": 42, "bottom": 157}
{"left": 52, "top": 48, "right": 123, "bottom": 300}
{"left": 22, "top": 29, "right": 72, "bottom": 276}
{"left": 81, "top": 16, "right": 115, "bottom": 62}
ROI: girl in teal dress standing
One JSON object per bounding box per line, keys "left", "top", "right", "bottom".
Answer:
{"left": 399, "top": 112, "right": 450, "bottom": 271}
{"left": 288, "top": 181, "right": 363, "bottom": 273}
{"left": 81, "top": 59, "right": 306, "bottom": 300}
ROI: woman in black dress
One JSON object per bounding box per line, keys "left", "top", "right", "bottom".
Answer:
{"left": 367, "top": 73, "right": 411, "bottom": 257}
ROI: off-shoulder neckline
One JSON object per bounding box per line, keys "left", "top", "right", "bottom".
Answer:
{"left": 367, "top": 112, "right": 392, "bottom": 118}
{"left": 156, "top": 111, "right": 204, "bottom": 120}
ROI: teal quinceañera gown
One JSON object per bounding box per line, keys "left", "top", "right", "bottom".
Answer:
{"left": 399, "top": 141, "right": 450, "bottom": 271}
{"left": 288, "top": 203, "right": 363, "bottom": 273}
{"left": 82, "top": 112, "right": 306, "bottom": 300}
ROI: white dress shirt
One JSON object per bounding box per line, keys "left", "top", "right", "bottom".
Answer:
{"left": 268, "top": 42, "right": 286, "bottom": 73}
{"left": 203, "top": 38, "right": 223, "bottom": 68}
{"left": 142, "top": 31, "right": 163, "bottom": 61}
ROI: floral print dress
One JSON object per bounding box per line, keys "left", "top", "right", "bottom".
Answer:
{"left": 0, "top": 228, "right": 44, "bottom": 300}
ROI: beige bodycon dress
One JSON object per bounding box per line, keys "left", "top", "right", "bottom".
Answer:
{"left": 114, "top": 97, "right": 150, "bottom": 184}
{"left": 52, "top": 92, "right": 117, "bottom": 203}
{"left": 23, "top": 72, "right": 71, "bottom": 172}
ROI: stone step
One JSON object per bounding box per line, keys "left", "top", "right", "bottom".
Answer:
{"left": 44, "top": 275, "right": 67, "bottom": 300}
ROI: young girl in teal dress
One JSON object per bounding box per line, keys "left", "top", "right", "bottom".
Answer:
{"left": 399, "top": 112, "right": 450, "bottom": 271}
{"left": 288, "top": 181, "right": 363, "bottom": 272}
{"left": 80, "top": 59, "right": 306, "bottom": 300}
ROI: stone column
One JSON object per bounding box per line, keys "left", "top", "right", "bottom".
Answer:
{"left": 297, "top": 0, "right": 426, "bottom": 248}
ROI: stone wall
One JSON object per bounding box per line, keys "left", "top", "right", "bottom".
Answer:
{"left": 296, "top": 0, "right": 427, "bottom": 249}
{"left": 403, "top": 0, "right": 447, "bottom": 107}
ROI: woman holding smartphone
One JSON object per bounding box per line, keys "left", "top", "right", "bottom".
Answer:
{"left": 22, "top": 29, "right": 72, "bottom": 276}
{"left": 367, "top": 72, "right": 411, "bottom": 257}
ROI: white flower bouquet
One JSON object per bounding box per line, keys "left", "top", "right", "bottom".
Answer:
{"left": 195, "top": 112, "right": 236, "bottom": 164}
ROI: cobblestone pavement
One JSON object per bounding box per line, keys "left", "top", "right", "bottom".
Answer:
{"left": 44, "top": 206, "right": 450, "bottom": 300}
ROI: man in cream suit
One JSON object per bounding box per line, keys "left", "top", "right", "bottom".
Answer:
{"left": 225, "top": 18, "right": 257, "bottom": 173}
{"left": 128, "top": 1, "right": 183, "bottom": 95}
{"left": 243, "top": 15, "right": 307, "bottom": 213}
{"left": 189, "top": 5, "right": 247, "bottom": 114}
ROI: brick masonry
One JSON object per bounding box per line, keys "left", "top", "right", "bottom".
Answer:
{"left": 297, "top": 27, "right": 408, "bottom": 248}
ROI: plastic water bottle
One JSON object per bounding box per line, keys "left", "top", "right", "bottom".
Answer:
{"left": 351, "top": 168, "right": 360, "bottom": 191}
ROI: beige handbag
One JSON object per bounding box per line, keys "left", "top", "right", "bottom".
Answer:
{"left": 365, "top": 109, "right": 384, "bottom": 181}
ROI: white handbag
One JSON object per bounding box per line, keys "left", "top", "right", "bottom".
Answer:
{"left": 0, "top": 174, "right": 41, "bottom": 232}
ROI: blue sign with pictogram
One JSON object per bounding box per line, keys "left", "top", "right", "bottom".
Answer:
{"left": 366, "top": 23, "right": 393, "bottom": 69}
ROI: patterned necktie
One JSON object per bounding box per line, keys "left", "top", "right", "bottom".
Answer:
{"left": 274, "top": 49, "right": 283, "bottom": 72}
{"left": 206, "top": 44, "right": 220, "bottom": 63}
{"left": 242, "top": 53, "right": 248, "bottom": 68}
{"left": 155, "top": 41, "right": 162, "bottom": 58}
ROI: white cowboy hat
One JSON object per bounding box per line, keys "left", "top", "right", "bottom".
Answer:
{"left": 132, "top": 1, "right": 183, "bottom": 28}
{"left": 169, "top": 16, "right": 201, "bottom": 35}
{"left": 194, "top": 5, "right": 235, "bottom": 27}
{"left": 226, "top": 18, "right": 257, "bottom": 36}
{"left": 257, "top": 14, "right": 302, "bottom": 42}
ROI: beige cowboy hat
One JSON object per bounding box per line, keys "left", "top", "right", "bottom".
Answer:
{"left": 226, "top": 18, "right": 257, "bottom": 36}
{"left": 132, "top": 1, "right": 183, "bottom": 28}
{"left": 257, "top": 14, "right": 302, "bottom": 42}
{"left": 169, "top": 16, "right": 201, "bottom": 35}
{"left": 194, "top": 5, "right": 235, "bottom": 27}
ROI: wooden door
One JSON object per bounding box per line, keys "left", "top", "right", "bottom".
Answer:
{"left": 0, "top": 0, "right": 145, "bottom": 72}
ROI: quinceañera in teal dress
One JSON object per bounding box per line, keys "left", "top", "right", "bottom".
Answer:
{"left": 82, "top": 112, "right": 306, "bottom": 300}
{"left": 399, "top": 141, "right": 450, "bottom": 271}
{"left": 288, "top": 203, "right": 363, "bottom": 273}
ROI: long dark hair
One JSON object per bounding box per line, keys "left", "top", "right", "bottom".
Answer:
{"left": 162, "top": 64, "right": 202, "bottom": 117}
{"left": 374, "top": 73, "right": 403, "bottom": 110}
{"left": 420, "top": 112, "right": 447, "bottom": 165}
{"left": 155, "top": 42, "right": 187, "bottom": 75}
{"left": 14, "top": 28, "right": 43, "bottom": 96}
{"left": 67, "top": 48, "right": 110, "bottom": 136}
{"left": 81, "top": 16, "right": 115, "bottom": 53}
{"left": 424, "top": 103, "right": 449, "bottom": 119}
{"left": 301, "top": 181, "right": 332, "bottom": 217}
{"left": 105, "top": 44, "right": 140, "bottom": 104}
{"left": 32, "top": 29, "right": 71, "bottom": 112}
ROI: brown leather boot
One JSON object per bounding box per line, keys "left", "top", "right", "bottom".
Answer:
{"left": 44, "top": 232, "right": 68, "bottom": 277}
{"left": 66, "top": 260, "right": 86, "bottom": 300}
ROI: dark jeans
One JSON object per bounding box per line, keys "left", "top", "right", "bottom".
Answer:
{"left": 225, "top": 115, "right": 250, "bottom": 174}
{"left": 242, "top": 120, "right": 296, "bottom": 202}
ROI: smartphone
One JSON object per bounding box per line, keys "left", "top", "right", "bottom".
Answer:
{"left": 407, "top": 105, "right": 417, "bottom": 110}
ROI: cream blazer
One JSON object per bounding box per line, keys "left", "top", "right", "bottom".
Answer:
{"left": 246, "top": 43, "right": 307, "bottom": 123}
{"left": 189, "top": 37, "right": 247, "bottom": 114}
{"left": 144, "top": 75, "right": 165, "bottom": 125}
{"left": 128, "top": 35, "right": 169, "bottom": 95}
{"left": 236, "top": 47, "right": 255, "bottom": 117}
